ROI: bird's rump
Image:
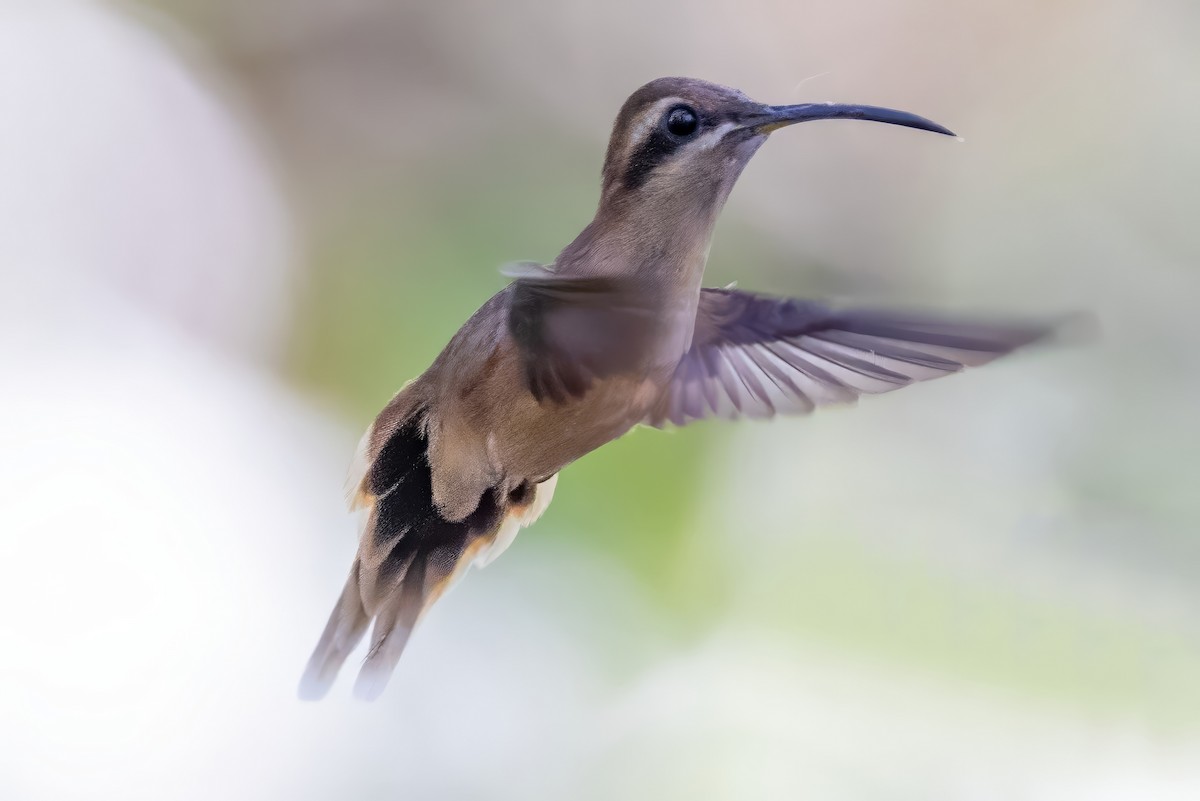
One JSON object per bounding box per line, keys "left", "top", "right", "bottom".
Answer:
{"left": 645, "top": 287, "right": 1059, "bottom": 427}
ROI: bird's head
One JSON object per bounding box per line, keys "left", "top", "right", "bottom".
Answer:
{"left": 598, "top": 77, "right": 955, "bottom": 216}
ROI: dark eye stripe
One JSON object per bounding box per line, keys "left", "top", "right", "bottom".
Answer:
{"left": 622, "top": 125, "right": 682, "bottom": 190}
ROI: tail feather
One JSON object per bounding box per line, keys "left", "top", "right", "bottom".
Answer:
{"left": 353, "top": 556, "right": 427, "bottom": 701}
{"left": 352, "top": 524, "right": 486, "bottom": 699}
{"left": 298, "top": 561, "right": 370, "bottom": 701}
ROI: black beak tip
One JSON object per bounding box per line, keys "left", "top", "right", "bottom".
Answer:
{"left": 926, "top": 121, "right": 959, "bottom": 138}
{"left": 849, "top": 106, "right": 959, "bottom": 139}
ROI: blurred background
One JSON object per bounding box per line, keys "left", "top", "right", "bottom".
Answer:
{"left": 3, "top": 0, "right": 1199, "bottom": 798}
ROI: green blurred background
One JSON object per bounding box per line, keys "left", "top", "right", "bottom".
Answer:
{"left": 4, "top": 0, "right": 1200, "bottom": 798}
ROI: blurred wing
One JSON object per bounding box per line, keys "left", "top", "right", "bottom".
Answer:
{"left": 645, "top": 287, "right": 1057, "bottom": 428}
{"left": 506, "top": 263, "right": 660, "bottom": 403}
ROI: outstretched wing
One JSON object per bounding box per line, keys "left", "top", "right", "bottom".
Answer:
{"left": 645, "top": 287, "right": 1059, "bottom": 428}
{"left": 506, "top": 263, "right": 662, "bottom": 403}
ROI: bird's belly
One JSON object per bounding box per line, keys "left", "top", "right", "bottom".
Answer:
{"left": 491, "top": 373, "right": 664, "bottom": 481}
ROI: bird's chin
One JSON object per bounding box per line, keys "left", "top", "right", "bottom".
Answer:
{"left": 732, "top": 131, "right": 768, "bottom": 161}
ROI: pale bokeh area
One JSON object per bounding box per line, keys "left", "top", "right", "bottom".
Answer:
{"left": 2, "top": 0, "right": 1198, "bottom": 798}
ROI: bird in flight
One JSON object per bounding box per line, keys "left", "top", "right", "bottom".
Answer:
{"left": 300, "top": 77, "right": 1058, "bottom": 701}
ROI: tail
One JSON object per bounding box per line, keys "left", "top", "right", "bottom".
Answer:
{"left": 299, "top": 406, "right": 557, "bottom": 701}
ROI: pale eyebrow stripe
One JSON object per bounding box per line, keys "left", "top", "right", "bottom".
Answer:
{"left": 624, "top": 96, "right": 683, "bottom": 153}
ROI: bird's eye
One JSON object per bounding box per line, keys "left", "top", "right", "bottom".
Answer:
{"left": 665, "top": 105, "right": 699, "bottom": 137}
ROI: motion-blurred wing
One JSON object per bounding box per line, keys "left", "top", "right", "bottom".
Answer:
{"left": 506, "top": 263, "right": 661, "bottom": 403}
{"left": 645, "top": 287, "right": 1057, "bottom": 427}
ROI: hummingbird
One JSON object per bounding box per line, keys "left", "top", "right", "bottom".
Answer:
{"left": 300, "top": 77, "right": 1057, "bottom": 701}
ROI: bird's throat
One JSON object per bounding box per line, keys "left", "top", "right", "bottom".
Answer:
{"left": 558, "top": 195, "right": 719, "bottom": 291}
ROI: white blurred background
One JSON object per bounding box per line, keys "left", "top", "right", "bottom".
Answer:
{"left": 2, "top": 1, "right": 1198, "bottom": 798}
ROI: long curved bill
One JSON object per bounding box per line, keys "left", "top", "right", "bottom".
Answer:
{"left": 746, "top": 102, "right": 956, "bottom": 137}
